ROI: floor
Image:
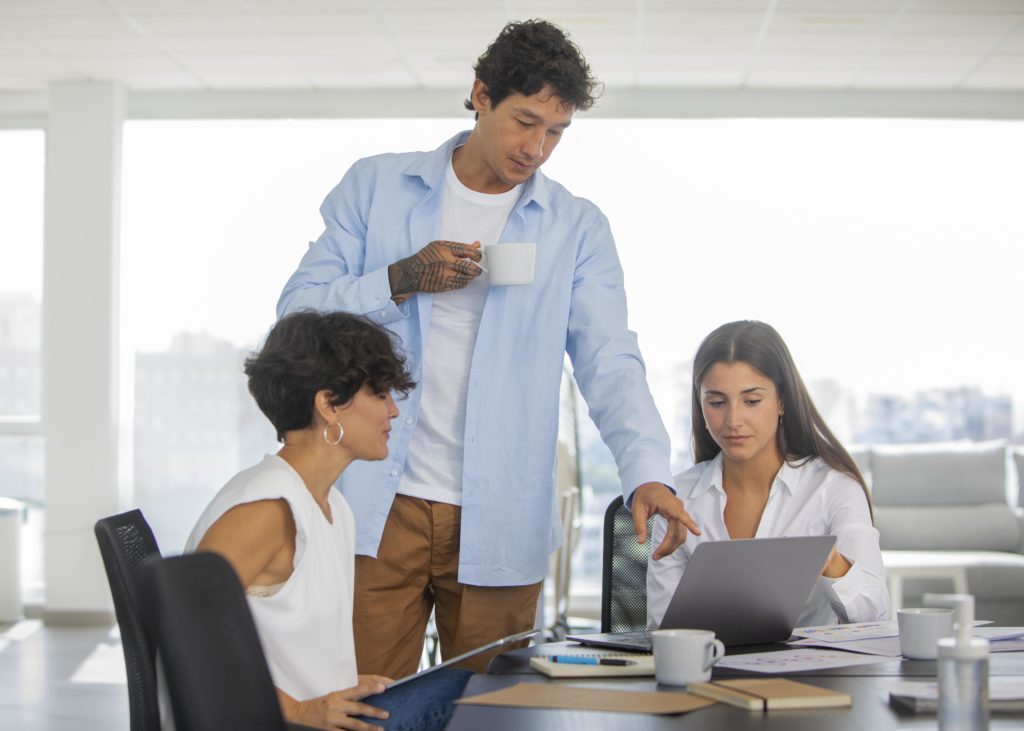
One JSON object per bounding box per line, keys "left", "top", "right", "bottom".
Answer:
{"left": 0, "top": 620, "right": 129, "bottom": 730}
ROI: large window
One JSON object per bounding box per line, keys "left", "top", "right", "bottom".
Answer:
{"left": 121, "top": 118, "right": 1023, "bottom": 614}
{"left": 121, "top": 119, "right": 467, "bottom": 552}
{"left": 0, "top": 129, "right": 45, "bottom": 603}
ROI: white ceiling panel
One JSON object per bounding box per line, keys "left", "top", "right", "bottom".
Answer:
{"left": 307, "top": 69, "right": 419, "bottom": 88}
{"left": 643, "top": 10, "right": 765, "bottom": 32}
{"left": 382, "top": 9, "right": 508, "bottom": 32}
{"left": 878, "top": 34, "right": 1005, "bottom": 54}
{"left": 637, "top": 68, "right": 746, "bottom": 86}
{"left": 65, "top": 55, "right": 184, "bottom": 77}
{"left": 0, "top": 0, "right": 1021, "bottom": 97}
{"left": 247, "top": 12, "right": 384, "bottom": 34}
{"left": 759, "top": 32, "right": 879, "bottom": 52}
{"left": 197, "top": 71, "right": 311, "bottom": 89}
{"left": 643, "top": 33, "right": 754, "bottom": 53}
{"left": 111, "top": 0, "right": 241, "bottom": 11}
{"left": 896, "top": 13, "right": 1024, "bottom": 35}
{"left": 30, "top": 36, "right": 155, "bottom": 55}
{"left": 753, "top": 52, "right": 862, "bottom": 74}
{"left": 128, "top": 14, "right": 265, "bottom": 36}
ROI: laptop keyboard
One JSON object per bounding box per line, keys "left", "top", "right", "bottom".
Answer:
{"left": 567, "top": 630, "right": 654, "bottom": 651}
{"left": 612, "top": 632, "right": 653, "bottom": 650}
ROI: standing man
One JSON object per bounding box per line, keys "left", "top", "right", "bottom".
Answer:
{"left": 278, "top": 19, "right": 697, "bottom": 678}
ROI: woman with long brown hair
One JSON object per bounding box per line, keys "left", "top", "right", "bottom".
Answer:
{"left": 647, "top": 320, "right": 889, "bottom": 628}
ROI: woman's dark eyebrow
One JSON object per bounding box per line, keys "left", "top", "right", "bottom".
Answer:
{"left": 701, "top": 386, "right": 767, "bottom": 396}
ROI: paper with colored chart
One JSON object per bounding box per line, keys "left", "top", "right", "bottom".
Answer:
{"left": 717, "top": 648, "right": 890, "bottom": 674}
{"left": 791, "top": 621, "right": 898, "bottom": 642}
{"left": 788, "top": 636, "right": 902, "bottom": 657}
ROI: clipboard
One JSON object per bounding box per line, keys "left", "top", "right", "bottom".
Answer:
{"left": 387, "top": 627, "right": 542, "bottom": 689}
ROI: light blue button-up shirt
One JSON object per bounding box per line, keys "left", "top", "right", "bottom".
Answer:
{"left": 278, "top": 131, "right": 674, "bottom": 585}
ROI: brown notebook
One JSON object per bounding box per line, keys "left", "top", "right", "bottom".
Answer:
{"left": 688, "top": 678, "right": 852, "bottom": 711}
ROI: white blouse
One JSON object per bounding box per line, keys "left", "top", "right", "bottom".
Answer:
{"left": 186, "top": 454, "right": 359, "bottom": 701}
{"left": 647, "top": 453, "right": 890, "bottom": 630}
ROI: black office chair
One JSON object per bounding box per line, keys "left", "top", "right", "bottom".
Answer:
{"left": 600, "top": 495, "right": 653, "bottom": 633}
{"left": 94, "top": 509, "right": 163, "bottom": 731}
{"left": 138, "top": 551, "right": 318, "bottom": 731}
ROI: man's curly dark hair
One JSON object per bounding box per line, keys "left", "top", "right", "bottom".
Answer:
{"left": 464, "top": 19, "right": 600, "bottom": 115}
{"left": 245, "top": 310, "right": 415, "bottom": 442}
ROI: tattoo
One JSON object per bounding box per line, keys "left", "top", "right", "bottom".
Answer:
{"left": 388, "top": 241, "right": 478, "bottom": 301}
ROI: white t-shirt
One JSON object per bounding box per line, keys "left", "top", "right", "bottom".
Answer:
{"left": 398, "top": 153, "right": 522, "bottom": 504}
{"left": 647, "top": 453, "right": 891, "bottom": 629}
{"left": 185, "top": 454, "right": 358, "bottom": 701}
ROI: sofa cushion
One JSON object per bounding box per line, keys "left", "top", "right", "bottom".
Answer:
{"left": 875, "top": 504, "right": 1021, "bottom": 551}
{"left": 871, "top": 441, "right": 1006, "bottom": 506}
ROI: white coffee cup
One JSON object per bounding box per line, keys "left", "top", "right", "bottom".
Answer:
{"left": 480, "top": 243, "right": 535, "bottom": 285}
{"left": 652, "top": 628, "right": 725, "bottom": 686}
{"left": 898, "top": 607, "right": 955, "bottom": 659}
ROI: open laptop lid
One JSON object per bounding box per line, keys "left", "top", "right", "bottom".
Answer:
{"left": 567, "top": 535, "right": 836, "bottom": 650}
{"left": 661, "top": 535, "right": 836, "bottom": 646}
{"left": 386, "top": 627, "right": 542, "bottom": 689}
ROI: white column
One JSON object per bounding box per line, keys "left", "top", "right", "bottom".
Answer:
{"left": 42, "top": 81, "right": 124, "bottom": 621}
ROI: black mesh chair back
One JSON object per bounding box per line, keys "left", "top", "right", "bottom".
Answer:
{"left": 94, "top": 509, "right": 162, "bottom": 731}
{"left": 600, "top": 495, "right": 653, "bottom": 633}
{"left": 138, "top": 551, "right": 295, "bottom": 731}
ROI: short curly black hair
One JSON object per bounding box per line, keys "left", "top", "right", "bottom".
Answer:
{"left": 244, "top": 310, "right": 415, "bottom": 442}
{"left": 464, "top": 19, "right": 600, "bottom": 115}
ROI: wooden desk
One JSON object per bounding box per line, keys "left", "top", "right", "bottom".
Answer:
{"left": 446, "top": 643, "right": 1024, "bottom": 730}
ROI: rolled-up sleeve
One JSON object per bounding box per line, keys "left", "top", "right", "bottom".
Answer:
{"left": 277, "top": 159, "right": 409, "bottom": 325}
{"left": 819, "top": 478, "right": 891, "bottom": 622}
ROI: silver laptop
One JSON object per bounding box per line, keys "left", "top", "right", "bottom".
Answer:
{"left": 567, "top": 535, "right": 836, "bottom": 650}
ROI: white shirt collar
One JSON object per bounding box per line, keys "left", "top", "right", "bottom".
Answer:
{"left": 689, "top": 451, "right": 806, "bottom": 499}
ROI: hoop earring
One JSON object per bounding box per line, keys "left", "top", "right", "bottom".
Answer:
{"left": 323, "top": 421, "right": 343, "bottom": 446}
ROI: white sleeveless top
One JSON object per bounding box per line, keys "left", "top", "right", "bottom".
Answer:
{"left": 185, "top": 454, "right": 359, "bottom": 700}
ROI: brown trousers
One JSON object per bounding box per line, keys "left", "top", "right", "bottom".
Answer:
{"left": 353, "top": 495, "right": 543, "bottom": 678}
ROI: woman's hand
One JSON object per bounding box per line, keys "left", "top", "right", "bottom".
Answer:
{"left": 280, "top": 676, "right": 392, "bottom": 731}
{"left": 821, "top": 547, "right": 853, "bottom": 579}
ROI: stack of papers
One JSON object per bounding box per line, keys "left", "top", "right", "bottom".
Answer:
{"left": 788, "top": 623, "right": 1024, "bottom": 658}
{"left": 716, "top": 648, "right": 889, "bottom": 673}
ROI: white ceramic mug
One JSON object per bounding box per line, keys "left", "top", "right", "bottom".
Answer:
{"left": 480, "top": 242, "right": 535, "bottom": 285}
{"left": 898, "top": 607, "right": 955, "bottom": 659}
{"left": 652, "top": 628, "right": 725, "bottom": 686}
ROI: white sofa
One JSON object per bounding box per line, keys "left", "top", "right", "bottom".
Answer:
{"left": 855, "top": 441, "right": 1024, "bottom": 625}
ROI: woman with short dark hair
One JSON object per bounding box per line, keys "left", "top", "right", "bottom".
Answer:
{"left": 186, "top": 310, "right": 468, "bottom": 731}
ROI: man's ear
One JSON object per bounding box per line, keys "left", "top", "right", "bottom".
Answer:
{"left": 471, "top": 79, "right": 491, "bottom": 113}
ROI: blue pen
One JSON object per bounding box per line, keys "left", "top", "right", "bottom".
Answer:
{"left": 549, "top": 655, "right": 635, "bottom": 666}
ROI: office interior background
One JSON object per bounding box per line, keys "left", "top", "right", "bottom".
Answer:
{"left": 1, "top": 0, "right": 1023, "bottom": 726}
